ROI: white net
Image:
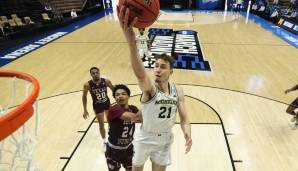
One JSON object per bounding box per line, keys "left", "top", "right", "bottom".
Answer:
{"left": 0, "top": 76, "right": 40, "bottom": 171}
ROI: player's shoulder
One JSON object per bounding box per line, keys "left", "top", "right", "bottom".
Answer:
{"left": 171, "top": 82, "right": 180, "bottom": 89}
{"left": 110, "top": 103, "right": 126, "bottom": 112}
{"left": 100, "top": 77, "right": 105, "bottom": 81}
{"left": 108, "top": 103, "right": 124, "bottom": 121}
{"left": 172, "top": 83, "right": 183, "bottom": 96}
{"left": 84, "top": 81, "right": 91, "bottom": 88}
{"left": 128, "top": 104, "right": 138, "bottom": 110}
{"left": 104, "top": 77, "right": 111, "bottom": 83}
{"left": 110, "top": 102, "right": 119, "bottom": 109}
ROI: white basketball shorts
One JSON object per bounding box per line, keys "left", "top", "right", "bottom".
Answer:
{"left": 132, "top": 126, "right": 174, "bottom": 166}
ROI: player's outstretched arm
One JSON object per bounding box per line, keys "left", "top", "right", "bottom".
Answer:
{"left": 117, "top": 6, "right": 154, "bottom": 94}
{"left": 120, "top": 110, "right": 142, "bottom": 123}
{"left": 177, "top": 85, "right": 192, "bottom": 154}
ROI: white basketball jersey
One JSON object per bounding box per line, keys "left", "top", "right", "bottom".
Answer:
{"left": 141, "top": 83, "right": 178, "bottom": 133}
{"left": 136, "top": 34, "right": 149, "bottom": 50}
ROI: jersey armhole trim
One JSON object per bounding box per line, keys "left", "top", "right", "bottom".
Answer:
{"left": 140, "top": 90, "right": 157, "bottom": 104}
{"left": 172, "top": 83, "right": 179, "bottom": 102}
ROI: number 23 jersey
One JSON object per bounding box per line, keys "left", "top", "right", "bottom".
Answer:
{"left": 141, "top": 83, "right": 178, "bottom": 133}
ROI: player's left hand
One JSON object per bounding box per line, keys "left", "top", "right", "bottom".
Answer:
{"left": 184, "top": 132, "right": 192, "bottom": 154}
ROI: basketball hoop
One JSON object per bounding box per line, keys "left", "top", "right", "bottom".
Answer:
{"left": 0, "top": 70, "right": 39, "bottom": 141}
{"left": 0, "top": 70, "right": 40, "bottom": 171}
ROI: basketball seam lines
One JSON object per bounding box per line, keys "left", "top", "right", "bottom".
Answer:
{"left": 121, "top": 0, "right": 156, "bottom": 23}
{"left": 130, "top": 0, "right": 157, "bottom": 18}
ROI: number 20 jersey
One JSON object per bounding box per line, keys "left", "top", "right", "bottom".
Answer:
{"left": 88, "top": 78, "right": 109, "bottom": 105}
{"left": 141, "top": 83, "right": 178, "bottom": 133}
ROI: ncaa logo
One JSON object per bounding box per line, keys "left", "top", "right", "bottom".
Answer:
{"left": 142, "top": 28, "right": 211, "bottom": 71}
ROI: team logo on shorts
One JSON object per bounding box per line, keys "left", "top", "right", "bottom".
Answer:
{"left": 143, "top": 28, "right": 211, "bottom": 71}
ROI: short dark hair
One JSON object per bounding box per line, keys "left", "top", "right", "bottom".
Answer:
{"left": 113, "top": 84, "right": 131, "bottom": 98}
{"left": 90, "top": 67, "right": 99, "bottom": 74}
{"left": 155, "top": 53, "right": 175, "bottom": 69}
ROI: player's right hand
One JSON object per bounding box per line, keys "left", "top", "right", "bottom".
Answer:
{"left": 184, "top": 132, "right": 192, "bottom": 154}
{"left": 83, "top": 111, "right": 89, "bottom": 119}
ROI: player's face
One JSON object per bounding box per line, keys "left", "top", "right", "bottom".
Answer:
{"left": 115, "top": 89, "right": 129, "bottom": 106}
{"left": 90, "top": 69, "right": 100, "bottom": 81}
{"left": 154, "top": 59, "right": 173, "bottom": 83}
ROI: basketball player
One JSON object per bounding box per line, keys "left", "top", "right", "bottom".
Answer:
{"left": 106, "top": 84, "right": 141, "bottom": 171}
{"left": 105, "top": 0, "right": 112, "bottom": 9}
{"left": 82, "top": 67, "right": 113, "bottom": 150}
{"left": 285, "top": 83, "right": 298, "bottom": 128}
{"left": 118, "top": 7, "right": 192, "bottom": 171}
{"left": 236, "top": 0, "right": 242, "bottom": 14}
{"left": 136, "top": 28, "right": 150, "bottom": 61}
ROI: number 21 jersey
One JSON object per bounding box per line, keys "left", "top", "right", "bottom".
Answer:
{"left": 141, "top": 83, "right": 178, "bottom": 133}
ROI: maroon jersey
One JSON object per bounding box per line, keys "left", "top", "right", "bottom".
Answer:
{"left": 108, "top": 104, "right": 138, "bottom": 148}
{"left": 88, "top": 78, "right": 109, "bottom": 105}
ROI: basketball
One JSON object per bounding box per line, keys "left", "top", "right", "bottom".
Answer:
{"left": 118, "top": 0, "right": 160, "bottom": 28}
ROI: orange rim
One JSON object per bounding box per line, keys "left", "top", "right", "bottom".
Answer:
{"left": 0, "top": 70, "right": 40, "bottom": 141}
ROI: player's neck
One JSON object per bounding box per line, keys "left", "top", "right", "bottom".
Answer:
{"left": 92, "top": 78, "right": 101, "bottom": 84}
{"left": 157, "top": 81, "right": 169, "bottom": 94}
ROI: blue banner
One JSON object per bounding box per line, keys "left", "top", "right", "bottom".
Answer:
{"left": 197, "top": 0, "right": 223, "bottom": 10}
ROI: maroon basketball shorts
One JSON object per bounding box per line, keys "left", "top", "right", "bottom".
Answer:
{"left": 105, "top": 144, "right": 133, "bottom": 171}
{"left": 93, "top": 100, "right": 110, "bottom": 114}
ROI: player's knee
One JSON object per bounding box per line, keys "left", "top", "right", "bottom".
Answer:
{"left": 96, "top": 113, "right": 105, "bottom": 122}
